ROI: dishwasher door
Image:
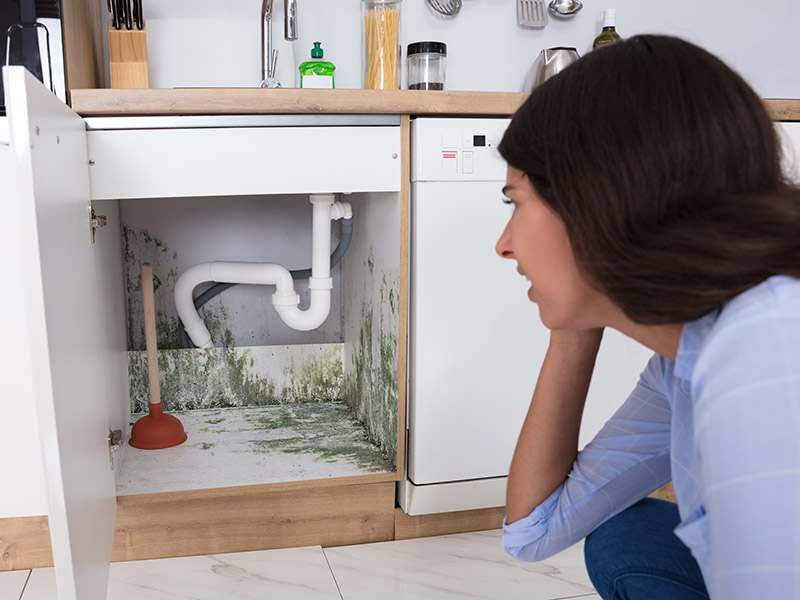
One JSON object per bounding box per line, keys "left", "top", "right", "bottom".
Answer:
{"left": 409, "top": 179, "right": 548, "bottom": 485}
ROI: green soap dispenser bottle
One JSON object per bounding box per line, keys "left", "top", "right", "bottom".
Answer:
{"left": 299, "top": 42, "right": 336, "bottom": 89}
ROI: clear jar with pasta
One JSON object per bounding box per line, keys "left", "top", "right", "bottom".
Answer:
{"left": 362, "top": 0, "right": 402, "bottom": 89}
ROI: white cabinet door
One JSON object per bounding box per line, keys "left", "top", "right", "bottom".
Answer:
{"left": 4, "top": 66, "right": 116, "bottom": 600}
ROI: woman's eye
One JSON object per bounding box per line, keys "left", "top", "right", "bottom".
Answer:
{"left": 502, "top": 196, "right": 513, "bottom": 205}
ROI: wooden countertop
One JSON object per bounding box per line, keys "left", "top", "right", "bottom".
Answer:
{"left": 70, "top": 88, "right": 528, "bottom": 117}
{"left": 69, "top": 88, "right": 800, "bottom": 120}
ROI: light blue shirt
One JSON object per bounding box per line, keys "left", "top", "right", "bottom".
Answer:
{"left": 503, "top": 275, "right": 800, "bottom": 599}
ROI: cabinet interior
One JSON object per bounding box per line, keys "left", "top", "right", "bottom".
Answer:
{"left": 96, "top": 189, "right": 402, "bottom": 496}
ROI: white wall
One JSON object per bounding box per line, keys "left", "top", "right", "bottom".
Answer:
{"left": 134, "top": 0, "right": 800, "bottom": 98}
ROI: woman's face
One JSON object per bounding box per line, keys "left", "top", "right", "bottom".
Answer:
{"left": 496, "top": 166, "right": 613, "bottom": 330}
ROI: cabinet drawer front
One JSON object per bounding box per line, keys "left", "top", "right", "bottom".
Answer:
{"left": 87, "top": 126, "right": 401, "bottom": 200}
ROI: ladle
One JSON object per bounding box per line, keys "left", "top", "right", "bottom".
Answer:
{"left": 427, "top": 0, "right": 462, "bottom": 17}
{"left": 548, "top": 0, "right": 583, "bottom": 18}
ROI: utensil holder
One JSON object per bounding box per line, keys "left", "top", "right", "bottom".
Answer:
{"left": 107, "top": 20, "right": 149, "bottom": 89}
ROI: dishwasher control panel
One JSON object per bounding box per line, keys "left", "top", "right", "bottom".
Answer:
{"left": 411, "top": 117, "right": 511, "bottom": 182}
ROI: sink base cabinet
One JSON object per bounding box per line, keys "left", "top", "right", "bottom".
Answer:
{"left": 2, "top": 68, "right": 408, "bottom": 596}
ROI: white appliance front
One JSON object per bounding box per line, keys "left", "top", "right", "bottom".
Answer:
{"left": 404, "top": 117, "right": 653, "bottom": 515}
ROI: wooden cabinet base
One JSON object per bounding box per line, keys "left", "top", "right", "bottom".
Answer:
{"left": 0, "top": 515, "right": 53, "bottom": 570}
{"left": 394, "top": 506, "right": 505, "bottom": 540}
{"left": 112, "top": 481, "right": 395, "bottom": 562}
{"left": 0, "top": 481, "right": 394, "bottom": 571}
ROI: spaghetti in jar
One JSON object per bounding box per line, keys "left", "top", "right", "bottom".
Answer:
{"left": 362, "top": 0, "right": 402, "bottom": 89}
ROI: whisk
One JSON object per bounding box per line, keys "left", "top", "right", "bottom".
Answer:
{"left": 427, "top": 0, "right": 462, "bottom": 17}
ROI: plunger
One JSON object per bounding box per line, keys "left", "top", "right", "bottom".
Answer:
{"left": 129, "top": 262, "right": 188, "bottom": 449}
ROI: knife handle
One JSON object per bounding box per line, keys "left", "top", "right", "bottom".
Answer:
{"left": 124, "top": 0, "right": 133, "bottom": 30}
{"left": 112, "top": 0, "right": 121, "bottom": 29}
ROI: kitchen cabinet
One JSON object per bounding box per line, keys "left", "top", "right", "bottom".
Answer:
{"left": 3, "top": 66, "right": 405, "bottom": 599}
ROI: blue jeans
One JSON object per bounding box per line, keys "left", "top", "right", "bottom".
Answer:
{"left": 584, "top": 498, "right": 710, "bottom": 600}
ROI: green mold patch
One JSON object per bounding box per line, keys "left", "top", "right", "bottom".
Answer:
{"left": 128, "top": 343, "right": 344, "bottom": 413}
{"left": 122, "top": 226, "right": 234, "bottom": 352}
{"left": 241, "top": 403, "right": 392, "bottom": 472}
{"left": 344, "top": 266, "right": 399, "bottom": 470}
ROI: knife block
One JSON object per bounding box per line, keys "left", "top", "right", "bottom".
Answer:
{"left": 108, "top": 20, "right": 149, "bottom": 89}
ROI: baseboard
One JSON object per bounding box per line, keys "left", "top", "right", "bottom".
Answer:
{"left": 0, "top": 515, "right": 53, "bottom": 570}
{"left": 112, "top": 480, "right": 395, "bottom": 561}
{"left": 1, "top": 480, "right": 395, "bottom": 571}
{"left": 394, "top": 506, "right": 505, "bottom": 540}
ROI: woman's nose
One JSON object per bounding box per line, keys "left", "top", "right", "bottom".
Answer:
{"left": 496, "top": 221, "right": 514, "bottom": 259}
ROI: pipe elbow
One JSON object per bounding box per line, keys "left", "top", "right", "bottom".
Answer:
{"left": 273, "top": 287, "right": 331, "bottom": 331}
{"left": 175, "top": 264, "right": 215, "bottom": 349}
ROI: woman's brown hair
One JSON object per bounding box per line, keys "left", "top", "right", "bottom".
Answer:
{"left": 498, "top": 34, "right": 800, "bottom": 324}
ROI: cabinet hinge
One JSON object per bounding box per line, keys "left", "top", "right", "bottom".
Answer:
{"left": 89, "top": 206, "right": 108, "bottom": 244}
{"left": 108, "top": 429, "right": 123, "bottom": 471}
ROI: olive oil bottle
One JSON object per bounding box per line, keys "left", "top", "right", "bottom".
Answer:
{"left": 593, "top": 9, "right": 622, "bottom": 50}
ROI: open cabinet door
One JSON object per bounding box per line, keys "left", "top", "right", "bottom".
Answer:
{"left": 4, "top": 66, "right": 116, "bottom": 600}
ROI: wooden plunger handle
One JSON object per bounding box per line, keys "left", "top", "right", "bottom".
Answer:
{"left": 141, "top": 262, "right": 161, "bottom": 406}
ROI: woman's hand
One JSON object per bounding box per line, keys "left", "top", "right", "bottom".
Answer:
{"left": 505, "top": 327, "right": 604, "bottom": 524}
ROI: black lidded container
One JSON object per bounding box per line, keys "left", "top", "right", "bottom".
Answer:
{"left": 407, "top": 41, "right": 446, "bottom": 90}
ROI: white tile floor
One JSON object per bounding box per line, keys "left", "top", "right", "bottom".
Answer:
{"left": 2, "top": 530, "right": 599, "bottom": 600}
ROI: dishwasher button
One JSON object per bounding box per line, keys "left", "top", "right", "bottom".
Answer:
{"left": 442, "top": 151, "right": 458, "bottom": 175}
{"left": 463, "top": 151, "right": 474, "bottom": 174}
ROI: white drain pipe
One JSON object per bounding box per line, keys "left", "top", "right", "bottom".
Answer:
{"left": 175, "top": 194, "right": 349, "bottom": 348}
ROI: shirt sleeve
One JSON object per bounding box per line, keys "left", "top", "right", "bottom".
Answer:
{"left": 503, "top": 353, "right": 673, "bottom": 561}
{"left": 691, "top": 311, "right": 800, "bottom": 599}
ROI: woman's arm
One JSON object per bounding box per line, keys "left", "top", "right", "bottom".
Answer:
{"left": 503, "top": 338, "right": 673, "bottom": 562}
{"left": 505, "top": 328, "right": 604, "bottom": 524}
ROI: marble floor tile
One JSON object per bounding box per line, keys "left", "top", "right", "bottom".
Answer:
{"left": 324, "top": 529, "right": 596, "bottom": 600}
{"left": 22, "top": 546, "right": 341, "bottom": 600}
{"left": 0, "top": 569, "right": 29, "bottom": 600}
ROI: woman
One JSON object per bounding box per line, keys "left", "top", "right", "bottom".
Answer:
{"left": 496, "top": 35, "right": 800, "bottom": 599}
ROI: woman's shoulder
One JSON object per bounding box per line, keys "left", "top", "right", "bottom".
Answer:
{"left": 714, "top": 275, "right": 800, "bottom": 331}
{"left": 693, "top": 275, "right": 800, "bottom": 377}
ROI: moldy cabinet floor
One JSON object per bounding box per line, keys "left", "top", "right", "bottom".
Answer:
{"left": 3, "top": 530, "right": 599, "bottom": 599}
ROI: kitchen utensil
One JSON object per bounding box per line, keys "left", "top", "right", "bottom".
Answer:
{"left": 129, "top": 263, "right": 187, "bottom": 450}
{"left": 134, "top": 0, "right": 143, "bottom": 30}
{"left": 548, "top": 0, "right": 582, "bottom": 17}
{"left": 524, "top": 46, "right": 580, "bottom": 91}
{"left": 517, "top": 0, "right": 548, "bottom": 28}
{"left": 124, "top": 0, "right": 133, "bottom": 30}
{"left": 112, "top": 0, "right": 122, "bottom": 29}
{"left": 427, "top": 0, "right": 462, "bottom": 17}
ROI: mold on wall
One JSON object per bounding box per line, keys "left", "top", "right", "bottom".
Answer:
{"left": 344, "top": 264, "right": 399, "bottom": 469}
{"left": 128, "top": 343, "right": 344, "bottom": 413}
{"left": 343, "top": 192, "right": 402, "bottom": 469}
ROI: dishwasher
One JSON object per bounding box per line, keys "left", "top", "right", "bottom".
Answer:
{"left": 401, "top": 117, "right": 653, "bottom": 515}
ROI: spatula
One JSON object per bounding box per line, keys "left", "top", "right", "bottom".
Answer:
{"left": 517, "top": 0, "right": 548, "bottom": 28}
